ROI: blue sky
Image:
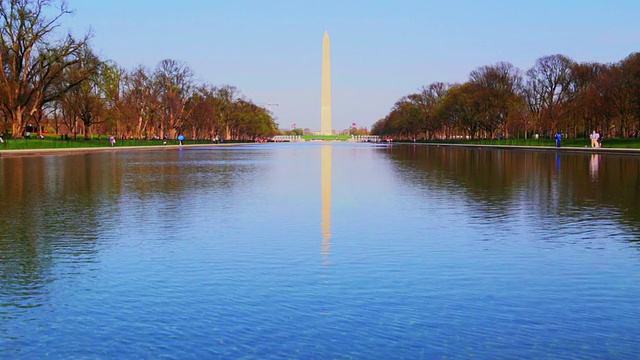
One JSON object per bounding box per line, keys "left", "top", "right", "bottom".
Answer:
{"left": 63, "top": 0, "right": 640, "bottom": 131}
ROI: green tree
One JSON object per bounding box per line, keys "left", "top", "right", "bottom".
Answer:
{"left": 438, "top": 83, "right": 480, "bottom": 139}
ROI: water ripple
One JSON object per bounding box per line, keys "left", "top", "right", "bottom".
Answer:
{"left": 1, "top": 145, "right": 639, "bottom": 358}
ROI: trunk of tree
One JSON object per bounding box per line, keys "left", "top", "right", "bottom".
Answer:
{"left": 10, "top": 107, "right": 27, "bottom": 138}
{"left": 31, "top": 108, "right": 44, "bottom": 138}
{"left": 54, "top": 111, "right": 59, "bottom": 135}
{"left": 84, "top": 121, "right": 91, "bottom": 140}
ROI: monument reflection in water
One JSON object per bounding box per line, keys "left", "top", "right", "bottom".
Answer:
{"left": 321, "top": 145, "right": 332, "bottom": 264}
{"left": 1, "top": 144, "right": 639, "bottom": 359}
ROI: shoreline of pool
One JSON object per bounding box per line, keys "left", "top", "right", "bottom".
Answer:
{"left": 3, "top": 141, "right": 640, "bottom": 158}
{"left": 0, "top": 142, "right": 259, "bottom": 157}
{"left": 406, "top": 142, "right": 640, "bottom": 155}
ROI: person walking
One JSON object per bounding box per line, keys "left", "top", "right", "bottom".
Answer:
{"left": 590, "top": 131, "right": 598, "bottom": 148}
{"left": 597, "top": 131, "right": 603, "bottom": 148}
{"left": 555, "top": 132, "right": 562, "bottom": 147}
{"left": 109, "top": 136, "right": 116, "bottom": 147}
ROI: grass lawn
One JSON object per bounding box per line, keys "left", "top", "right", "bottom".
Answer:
{"left": 0, "top": 136, "right": 217, "bottom": 150}
{"left": 300, "top": 134, "right": 351, "bottom": 141}
{"left": 3, "top": 135, "right": 639, "bottom": 150}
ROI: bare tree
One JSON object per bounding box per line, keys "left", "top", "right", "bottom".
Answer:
{"left": 99, "top": 61, "right": 126, "bottom": 136}
{"left": 415, "top": 82, "right": 449, "bottom": 139}
{"left": 0, "top": 0, "right": 92, "bottom": 138}
{"left": 184, "top": 84, "right": 223, "bottom": 140}
{"left": 613, "top": 53, "right": 640, "bottom": 135}
{"left": 215, "top": 85, "right": 242, "bottom": 139}
{"left": 155, "top": 59, "right": 194, "bottom": 138}
{"left": 525, "top": 55, "right": 575, "bottom": 135}
{"left": 469, "top": 62, "right": 523, "bottom": 138}
{"left": 57, "top": 47, "right": 102, "bottom": 139}
{"left": 121, "top": 66, "right": 160, "bottom": 138}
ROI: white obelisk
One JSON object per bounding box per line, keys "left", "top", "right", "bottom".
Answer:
{"left": 321, "top": 31, "right": 332, "bottom": 135}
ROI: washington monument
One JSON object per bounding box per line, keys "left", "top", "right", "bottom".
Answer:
{"left": 321, "top": 31, "right": 332, "bottom": 135}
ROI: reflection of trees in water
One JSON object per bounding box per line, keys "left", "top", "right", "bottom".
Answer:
{"left": 116, "top": 149, "right": 265, "bottom": 231}
{"left": 0, "top": 149, "right": 264, "bottom": 313}
{"left": 0, "top": 150, "right": 266, "bottom": 316}
{"left": 120, "top": 149, "right": 262, "bottom": 197}
{"left": 383, "top": 145, "right": 640, "bottom": 239}
{"left": 0, "top": 155, "right": 111, "bottom": 315}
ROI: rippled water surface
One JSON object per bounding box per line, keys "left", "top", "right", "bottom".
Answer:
{"left": 1, "top": 144, "right": 639, "bottom": 358}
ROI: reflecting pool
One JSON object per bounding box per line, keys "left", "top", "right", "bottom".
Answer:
{"left": 1, "top": 143, "right": 639, "bottom": 358}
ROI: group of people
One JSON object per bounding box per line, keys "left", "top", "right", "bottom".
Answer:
{"left": 554, "top": 131, "right": 604, "bottom": 148}
{"left": 590, "top": 131, "right": 603, "bottom": 148}
{"left": 107, "top": 134, "right": 184, "bottom": 146}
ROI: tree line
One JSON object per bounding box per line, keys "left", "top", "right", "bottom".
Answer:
{"left": 371, "top": 53, "right": 640, "bottom": 140}
{"left": 0, "top": 0, "right": 278, "bottom": 140}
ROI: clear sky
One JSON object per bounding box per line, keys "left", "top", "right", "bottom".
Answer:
{"left": 62, "top": 0, "right": 640, "bottom": 131}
